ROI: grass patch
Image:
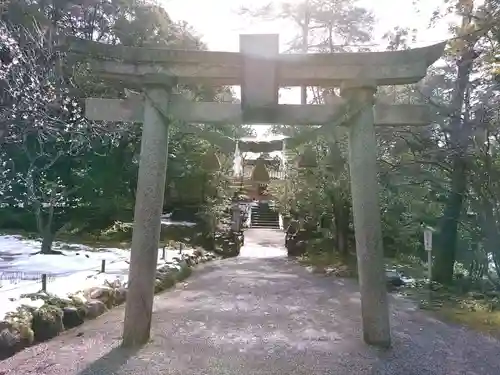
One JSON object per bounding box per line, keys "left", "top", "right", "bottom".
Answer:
{"left": 434, "top": 298, "right": 500, "bottom": 338}
{"left": 399, "top": 280, "right": 500, "bottom": 338}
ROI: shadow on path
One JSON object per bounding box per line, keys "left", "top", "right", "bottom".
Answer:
{"left": 77, "top": 346, "right": 140, "bottom": 375}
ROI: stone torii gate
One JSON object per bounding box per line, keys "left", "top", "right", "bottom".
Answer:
{"left": 67, "top": 34, "right": 445, "bottom": 348}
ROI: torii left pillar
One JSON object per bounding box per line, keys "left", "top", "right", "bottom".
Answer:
{"left": 122, "top": 88, "right": 170, "bottom": 347}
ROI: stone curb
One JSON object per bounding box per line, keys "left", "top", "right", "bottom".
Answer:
{"left": 0, "top": 249, "right": 218, "bottom": 360}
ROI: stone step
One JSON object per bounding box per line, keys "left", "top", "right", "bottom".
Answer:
{"left": 251, "top": 215, "right": 279, "bottom": 221}
{"left": 251, "top": 218, "right": 280, "bottom": 226}
{"left": 252, "top": 221, "right": 279, "bottom": 226}
{"left": 252, "top": 223, "right": 280, "bottom": 228}
{"left": 252, "top": 215, "right": 279, "bottom": 220}
{"left": 251, "top": 205, "right": 280, "bottom": 228}
{"left": 251, "top": 212, "right": 278, "bottom": 217}
{"left": 252, "top": 220, "right": 279, "bottom": 225}
{"left": 251, "top": 209, "right": 277, "bottom": 214}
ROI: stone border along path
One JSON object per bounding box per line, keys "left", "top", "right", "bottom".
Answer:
{"left": 2, "top": 228, "right": 500, "bottom": 375}
{"left": 0, "top": 249, "right": 217, "bottom": 362}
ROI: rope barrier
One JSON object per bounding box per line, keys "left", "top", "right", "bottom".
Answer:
{"left": 0, "top": 246, "right": 188, "bottom": 294}
{"left": 0, "top": 258, "right": 124, "bottom": 293}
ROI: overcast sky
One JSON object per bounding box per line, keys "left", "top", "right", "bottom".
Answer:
{"left": 160, "top": 0, "right": 452, "bottom": 137}
{"left": 162, "top": 0, "right": 450, "bottom": 51}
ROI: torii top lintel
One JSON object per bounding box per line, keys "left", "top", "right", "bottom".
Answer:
{"left": 66, "top": 34, "right": 445, "bottom": 90}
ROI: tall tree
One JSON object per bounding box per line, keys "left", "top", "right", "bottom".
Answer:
{"left": 0, "top": 0, "right": 251, "bottom": 252}
{"left": 431, "top": 0, "right": 499, "bottom": 283}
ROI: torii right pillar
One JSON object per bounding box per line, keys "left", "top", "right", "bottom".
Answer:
{"left": 341, "top": 80, "right": 391, "bottom": 347}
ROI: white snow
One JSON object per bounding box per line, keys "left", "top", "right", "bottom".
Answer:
{"left": 160, "top": 219, "right": 196, "bottom": 227}
{"left": 0, "top": 234, "right": 194, "bottom": 320}
{"left": 159, "top": 214, "right": 197, "bottom": 227}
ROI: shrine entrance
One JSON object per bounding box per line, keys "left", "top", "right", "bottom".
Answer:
{"left": 67, "top": 33, "right": 445, "bottom": 348}
{"left": 231, "top": 136, "right": 287, "bottom": 203}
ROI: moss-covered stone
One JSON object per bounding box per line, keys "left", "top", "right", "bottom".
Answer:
{"left": 68, "top": 293, "right": 89, "bottom": 319}
{"left": 5, "top": 305, "right": 35, "bottom": 326}
{"left": 87, "top": 286, "right": 116, "bottom": 309}
{"left": 19, "top": 292, "right": 51, "bottom": 302}
{"left": 20, "top": 292, "right": 73, "bottom": 309}
{"left": 62, "top": 307, "right": 84, "bottom": 329}
{"left": 154, "top": 279, "right": 164, "bottom": 293}
{"left": 176, "top": 265, "right": 192, "bottom": 282}
{"left": 114, "top": 287, "right": 127, "bottom": 305}
{"left": 0, "top": 308, "right": 35, "bottom": 359}
{"left": 213, "top": 230, "right": 241, "bottom": 258}
{"left": 4, "top": 305, "right": 35, "bottom": 345}
{"left": 46, "top": 296, "right": 73, "bottom": 309}
{"left": 0, "top": 247, "right": 216, "bottom": 360}
{"left": 69, "top": 293, "right": 87, "bottom": 306}
{"left": 155, "top": 268, "right": 177, "bottom": 293}
{"left": 85, "top": 300, "right": 106, "bottom": 319}
{"left": 0, "top": 327, "right": 22, "bottom": 360}
{"left": 31, "top": 305, "right": 64, "bottom": 342}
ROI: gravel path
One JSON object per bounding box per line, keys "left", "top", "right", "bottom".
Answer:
{"left": 2, "top": 229, "right": 500, "bottom": 375}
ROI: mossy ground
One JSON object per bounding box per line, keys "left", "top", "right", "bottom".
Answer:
{"left": 438, "top": 304, "right": 500, "bottom": 337}
{"left": 415, "top": 291, "right": 500, "bottom": 339}
{"left": 390, "top": 258, "right": 500, "bottom": 339}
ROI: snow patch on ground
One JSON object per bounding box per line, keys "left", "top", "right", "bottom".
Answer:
{"left": 0, "top": 234, "right": 194, "bottom": 320}
{"left": 160, "top": 219, "right": 196, "bottom": 227}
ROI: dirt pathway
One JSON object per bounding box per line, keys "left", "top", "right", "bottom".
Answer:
{"left": 2, "top": 229, "right": 500, "bottom": 374}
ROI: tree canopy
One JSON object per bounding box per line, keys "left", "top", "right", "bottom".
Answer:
{"left": 0, "top": 0, "right": 253, "bottom": 253}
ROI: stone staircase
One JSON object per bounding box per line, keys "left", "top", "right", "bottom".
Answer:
{"left": 250, "top": 202, "right": 280, "bottom": 229}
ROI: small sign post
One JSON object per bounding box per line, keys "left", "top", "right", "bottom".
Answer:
{"left": 424, "top": 228, "right": 433, "bottom": 252}
{"left": 424, "top": 227, "right": 433, "bottom": 291}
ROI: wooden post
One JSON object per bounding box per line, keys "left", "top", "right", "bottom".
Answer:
{"left": 424, "top": 227, "right": 433, "bottom": 302}
{"left": 122, "top": 88, "right": 170, "bottom": 347}
{"left": 41, "top": 274, "right": 47, "bottom": 292}
{"left": 101, "top": 259, "right": 106, "bottom": 273}
{"left": 162, "top": 246, "right": 166, "bottom": 260}
{"left": 424, "top": 227, "right": 433, "bottom": 281}
{"left": 341, "top": 80, "right": 391, "bottom": 348}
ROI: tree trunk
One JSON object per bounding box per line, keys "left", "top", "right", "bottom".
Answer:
{"left": 433, "top": 156, "right": 467, "bottom": 283}
{"left": 335, "top": 204, "right": 350, "bottom": 258}
{"left": 432, "top": 5, "right": 477, "bottom": 283}
{"left": 40, "top": 229, "right": 55, "bottom": 254}
{"left": 337, "top": 224, "right": 348, "bottom": 257}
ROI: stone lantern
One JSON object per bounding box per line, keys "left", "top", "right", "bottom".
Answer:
{"left": 297, "top": 146, "right": 317, "bottom": 168}
{"left": 250, "top": 157, "right": 270, "bottom": 183}
{"left": 231, "top": 201, "right": 242, "bottom": 232}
